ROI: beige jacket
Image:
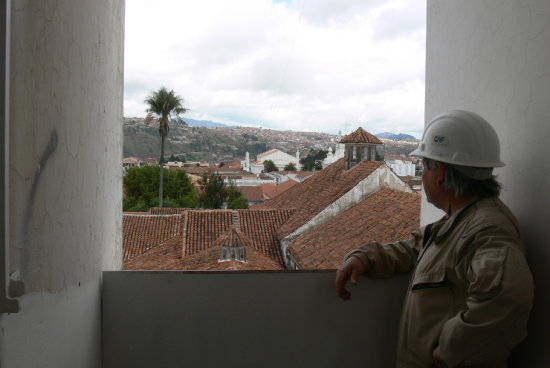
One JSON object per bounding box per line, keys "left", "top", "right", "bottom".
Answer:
{"left": 347, "top": 197, "right": 533, "bottom": 368}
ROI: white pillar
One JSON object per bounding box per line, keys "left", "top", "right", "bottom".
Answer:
{"left": 0, "top": 1, "right": 124, "bottom": 367}
{"left": 426, "top": 1, "right": 550, "bottom": 365}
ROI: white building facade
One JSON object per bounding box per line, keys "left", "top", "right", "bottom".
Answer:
{"left": 242, "top": 149, "right": 301, "bottom": 173}
{"left": 385, "top": 159, "right": 416, "bottom": 177}
{"left": 322, "top": 143, "right": 345, "bottom": 168}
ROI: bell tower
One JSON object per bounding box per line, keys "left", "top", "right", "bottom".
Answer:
{"left": 340, "top": 127, "right": 383, "bottom": 170}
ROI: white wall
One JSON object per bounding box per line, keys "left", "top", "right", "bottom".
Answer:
{"left": 258, "top": 149, "right": 301, "bottom": 171}
{"left": 388, "top": 162, "right": 415, "bottom": 177}
{"left": 425, "top": 1, "right": 550, "bottom": 365}
{"left": 0, "top": 0, "right": 124, "bottom": 367}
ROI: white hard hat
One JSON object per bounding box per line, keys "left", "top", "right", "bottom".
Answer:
{"left": 411, "top": 110, "right": 504, "bottom": 178}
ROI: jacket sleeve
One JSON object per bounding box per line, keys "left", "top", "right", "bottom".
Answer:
{"left": 438, "top": 226, "right": 534, "bottom": 367}
{"left": 345, "top": 226, "right": 425, "bottom": 278}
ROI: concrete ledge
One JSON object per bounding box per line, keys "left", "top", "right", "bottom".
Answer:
{"left": 102, "top": 271, "right": 408, "bottom": 368}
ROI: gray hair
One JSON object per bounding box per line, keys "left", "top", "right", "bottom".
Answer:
{"left": 423, "top": 158, "right": 501, "bottom": 198}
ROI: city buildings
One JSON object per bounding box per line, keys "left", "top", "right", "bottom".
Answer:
{"left": 2, "top": 2, "right": 549, "bottom": 367}
{"left": 122, "top": 128, "right": 420, "bottom": 272}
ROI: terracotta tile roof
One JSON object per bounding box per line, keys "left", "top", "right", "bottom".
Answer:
{"left": 220, "top": 161, "right": 241, "bottom": 169}
{"left": 170, "top": 166, "right": 210, "bottom": 176}
{"left": 123, "top": 214, "right": 181, "bottom": 261}
{"left": 124, "top": 208, "right": 294, "bottom": 270}
{"left": 149, "top": 207, "right": 183, "bottom": 215}
{"left": 216, "top": 228, "right": 253, "bottom": 248}
{"left": 181, "top": 246, "right": 285, "bottom": 270}
{"left": 295, "top": 171, "right": 316, "bottom": 180}
{"left": 288, "top": 189, "right": 420, "bottom": 270}
{"left": 124, "top": 234, "right": 184, "bottom": 270}
{"left": 251, "top": 159, "right": 385, "bottom": 239}
{"left": 270, "top": 179, "right": 299, "bottom": 198}
{"left": 238, "top": 209, "right": 295, "bottom": 263}
{"left": 123, "top": 157, "right": 140, "bottom": 164}
{"left": 183, "top": 210, "right": 233, "bottom": 256}
{"left": 340, "top": 127, "right": 382, "bottom": 144}
{"left": 182, "top": 209, "right": 294, "bottom": 265}
{"left": 238, "top": 186, "right": 264, "bottom": 202}
{"left": 259, "top": 183, "right": 277, "bottom": 199}
{"left": 166, "top": 244, "right": 284, "bottom": 271}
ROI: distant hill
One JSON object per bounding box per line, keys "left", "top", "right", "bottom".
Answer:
{"left": 123, "top": 119, "right": 418, "bottom": 164}
{"left": 177, "top": 117, "right": 228, "bottom": 128}
{"left": 375, "top": 132, "right": 417, "bottom": 141}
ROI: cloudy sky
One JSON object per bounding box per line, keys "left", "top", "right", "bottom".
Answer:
{"left": 124, "top": 0, "right": 426, "bottom": 137}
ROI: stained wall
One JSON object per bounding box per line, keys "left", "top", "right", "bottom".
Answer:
{"left": 0, "top": 0, "right": 124, "bottom": 367}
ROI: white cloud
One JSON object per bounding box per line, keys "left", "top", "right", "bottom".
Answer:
{"left": 124, "top": 0, "right": 426, "bottom": 137}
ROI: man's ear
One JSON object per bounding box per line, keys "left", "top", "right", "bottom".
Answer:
{"left": 436, "top": 162, "right": 446, "bottom": 185}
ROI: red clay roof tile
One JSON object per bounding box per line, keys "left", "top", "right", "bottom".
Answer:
{"left": 288, "top": 189, "right": 420, "bottom": 270}
{"left": 251, "top": 159, "right": 384, "bottom": 239}
{"left": 123, "top": 214, "right": 181, "bottom": 261}
{"left": 270, "top": 179, "right": 299, "bottom": 198}
{"left": 238, "top": 186, "right": 264, "bottom": 202}
{"left": 340, "top": 127, "right": 382, "bottom": 144}
{"left": 123, "top": 208, "right": 295, "bottom": 270}
{"left": 259, "top": 183, "right": 277, "bottom": 199}
{"left": 216, "top": 228, "right": 253, "bottom": 248}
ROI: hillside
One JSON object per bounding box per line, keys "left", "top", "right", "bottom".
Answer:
{"left": 375, "top": 132, "right": 417, "bottom": 141}
{"left": 123, "top": 118, "right": 420, "bottom": 164}
{"left": 123, "top": 118, "right": 337, "bottom": 164}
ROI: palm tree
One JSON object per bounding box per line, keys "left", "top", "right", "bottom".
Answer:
{"left": 144, "top": 87, "right": 188, "bottom": 207}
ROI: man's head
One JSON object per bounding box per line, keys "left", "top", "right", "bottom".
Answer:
{"left": 422, "top": 157, "right": 501, "bottom": 201}
{"left": 412, "top": 110, "right": 503, "bottom": 206}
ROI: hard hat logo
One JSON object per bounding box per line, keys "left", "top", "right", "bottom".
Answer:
{"left": 433, "top": 136, "right": 447, "bottom": 145}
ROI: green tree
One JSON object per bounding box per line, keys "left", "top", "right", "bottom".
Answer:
{"left": 301, "top": 160, "right": 313, "bottom": 171}
{"left": 162, "top": 169, "right": 200, "bottom": 208}
{"left": 263, "top": 160, "right": 278, "bottom": 173}
{"left": 226, "top": 180, "right": 248, "bottom": 209}
{"left": 123, "top": 166, "right": 198, "bottom": 211}
{"left": 227, "top": 196, "right": 249, "bottom": 209}
{"left": 144, "top": 87, "right": 188, "bottom": 207}
{"left": 300, "top": 150, "right": 328, "bottom": 171}
{"left": 284, "top": 162, "right": 297, "bottom": 171}
{"left": 198, "top": 171, "right": 227, "bottom": 209}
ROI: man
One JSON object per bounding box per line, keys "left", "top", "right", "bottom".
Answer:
{"left": 335, "top": 110, "right": 533, "bottom": 367}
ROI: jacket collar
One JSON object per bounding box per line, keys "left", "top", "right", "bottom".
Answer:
{"left": 431, "top": 197, "right": 486, "bottom": 244}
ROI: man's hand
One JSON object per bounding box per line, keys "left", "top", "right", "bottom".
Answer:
{"left": 433, "top": 346, "right": 467, "bottom": 368}
{"left": 433, "top": 346, "right": 446, "bottom": 368}
{"left": 335, "top": 256, "right": 367, "bottom": 301}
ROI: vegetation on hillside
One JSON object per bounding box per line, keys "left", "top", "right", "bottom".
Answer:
{"left": 124, "top": 124, "right": 270, "bottom": 163}
{"left": 123, "top": 119, "right": 419, "bottom": 165}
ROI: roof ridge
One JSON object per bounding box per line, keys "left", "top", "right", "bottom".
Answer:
{"left": 123, "top": 213, "right": 181, "bottom": 217}
{"left": 340, "top": 127, "right": 382, "bottom": 144}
